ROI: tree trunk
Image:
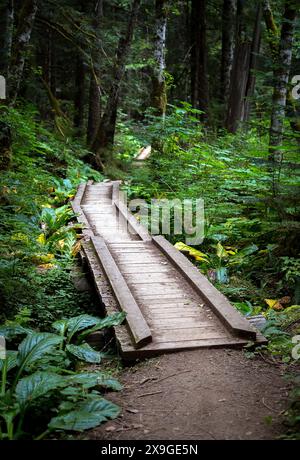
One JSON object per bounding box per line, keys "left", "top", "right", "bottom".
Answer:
{"left": 221, "top": 0, "right": 236, "bottom": 109}
{"left": 225, "top": 0, "right": 250, "bottom": 132}
{"left": 190, "top": 0, "right": 209, "bottom": 120}
{"left": 40, "top": 28, "right": 56, "bottom": 120}
{"left": 262, "top": 0, "right": 279, "bottom": 58}
{"left": 73, "top": 54, "right": 86, "bottom": 136}
{"left": 244, "top": 3, "right": 262, "bottom": 123}
{"left": 0, "top": 0, "right": 14, "bottom": 78}
{"left": 226, "top": 42, "right": 251, "bottom": 132}
{"left": 87, "top": 0, "right": 103, "bottom": 146}
{"left": 8, "top": 0, "right": 39, "bottom": 105}
{"left": 0, "top": 121, "right": 12, "bottom": 171}
{"left": 43, "top": 28, "right": 56, "bottom": 96}
{"left": 91, "top": 0, "right": 141, "bottom": 169}
{"left": 268, "top": 1, "right": 297, "bottom": 161}
{"left": 151, "top": 0, "right": 168, "bottom": 116}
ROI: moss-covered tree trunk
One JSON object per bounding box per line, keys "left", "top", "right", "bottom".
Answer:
{"left": 151, "top": 0, "right": 168, "bottom": 117}
{"left": 268, "top": 1, "right": 297, "bottom": 161}
{"left": 8, "top": 0, "right": 39, "bottom": 106}
{"left": 91, "top": 0, "right": 141, "bottom": 170}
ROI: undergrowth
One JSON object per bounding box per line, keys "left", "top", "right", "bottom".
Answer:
{"left": 119, "top": 103, "right": 300, "bottom": 437}
{"left": 0, "top": 106, "right": 126, "bottom": 439}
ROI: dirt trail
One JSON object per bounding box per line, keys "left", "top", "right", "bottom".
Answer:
{"left": 88, "top": 349, "right": 288, "bottom": 440}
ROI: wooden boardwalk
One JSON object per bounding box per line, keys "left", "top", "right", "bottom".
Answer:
{"left": 73, "top": 181, "right": 266, "bottom": 359}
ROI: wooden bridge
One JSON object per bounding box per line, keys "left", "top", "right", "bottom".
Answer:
{"left": 73, "top": 181, "right": 266, "bottom": 360}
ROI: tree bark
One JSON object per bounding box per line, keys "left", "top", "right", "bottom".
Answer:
{"left": 87, "top": 0, "right": 103, "bottom": 146}
{"left": 244, "top": 3, "right": 262, "bottom": 123}
{"left": 151, "top": 0, "right": 168, "bottom": 116}
{"left": 221, "top": 0, "right": 236, "bottom": 109}
{"left": 8, "top": 0, "right": 39, "bottom": 105}
{"left": 190, "top": 0, "right": 209, "bottom": 120}
{"left": 91, "top": 0, "right": 141, "bottom": 169}
{"left": 225, "top": 0, "right": 250, "bottom": 132}
{"left": 0, "top": 121, "right": 12, "bottom": 171}
{"left": 0, "top": 0, "right": 14, "bottom": 78}
{"left": 73, "top": 54, "right": 86, "bottom": 136}
{"left": 262, "top": 0, "right": 279, "bottom": 58}
{"left": 226, "top": 42, "right": 251, "bottom": 132}
{"left": 268, "top": 1, "right": 297, "bottom": 161}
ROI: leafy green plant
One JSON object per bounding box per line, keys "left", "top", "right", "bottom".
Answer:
{"left": 0, "top": 313, "right": 125, "bottom": 439}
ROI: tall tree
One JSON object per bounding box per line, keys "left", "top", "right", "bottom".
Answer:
{"left": 244, "top": 3, "right": 262, "bottom": 123}
{"left": 87, "top": 0, "right": 103, "bottom": 146}
{"left": 225, "top": 0, "right": 256, "bottom": 132}
{"left": 268, "top": 0, "right": 297, "bottom": 161}
{"left": 190, "top": 0, "right": 209, "bottom": 119}
{"left": 8, "top": 0, "right": 39, "bottom": 105}
{"left": 0, "top": 0, "right": 14, "bottom": 79}
{"left": 151, "top": 0, "right": 168, "bottom": 116}
{"left": 91, "top": 0, "right": 141, "bottom": 169}
{"left": 221, "top": 0, "right": 236, "bottom": 109}
{"left": 73, "top": 54, "right": 86, "bottom": 136}
{"left": 262, "top": 0, "right": 279, "bottom": 58}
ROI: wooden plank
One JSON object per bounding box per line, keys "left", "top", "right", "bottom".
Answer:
{"left": 136, "top": 294, "right": 190, "bottom": 301}
{"left": 131, "top": 287, "right": 184, "bottom": 297}
{"left": 116, "top": 260, "right": 169, "bottom": 266}
{"left": 145, "top": 312, "right": 203, "bottom": 320}
{"left": 152, "top": 235, "right": 257, "bottom": 340}
{"left": 154, "top": 326, "right": 224, "bottom": 336}
{"left": 114, "top": 256, "right": 166, "bottom": 264}
{"left": 118, "top": 337, "right": 251, "bottom": 360}
{"left": 110, "top": 248, "right": 157, "bottom": 254}
{"left": 143, "top": 306, "right": 202, "bottom": 313}
{"left": 71, "top": 183, "right": 94, "bottom": 238}
{"left": 112, "top": 182, "right": 152, "bottom": 242}
{"left": 140, "top": 300, "right": 202, "bottom": 307}
{"left": 148, "top": 320, "right": 204, "bottom": 327}
{"left": 117, "top": 264, "right": 171, "bottom": 274}
{"left": 109, "top": 242, "right": 150, "bottom": 247}
{"left": 124, "top": 273, "right": 180, "bottom": 283}
{"left": 91, "top": 236, "right": 152, "bottom": 348}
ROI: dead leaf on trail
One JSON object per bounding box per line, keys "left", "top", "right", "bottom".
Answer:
{"left": 126, "top": 408, "right": 139, "bottom": 414}
{"left": 105, "top": 425, "right": 116, "bottom": 432}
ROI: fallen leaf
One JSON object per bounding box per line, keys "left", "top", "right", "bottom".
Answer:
{"left": 126, "top": 408, "right": 139, "bottom": 414}
{"left": 105, "top": 425, "right": 116, "bottom": 432}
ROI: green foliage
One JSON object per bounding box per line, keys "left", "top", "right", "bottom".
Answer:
{"left": 122, "top": 104, "right": 300, "bottom": 308}
{"left": 0, "top": 312, "right": 124, "bottom": 440}
{"left": 0, "top": 107, "right": 103, "bottom": 326}
{"left": 0, "top": 106, "right": 123, "bottom": 440}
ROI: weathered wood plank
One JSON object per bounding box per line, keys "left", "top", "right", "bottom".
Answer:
{"left": 153, "top": 235, "right": 257, "bottom": 340}
{"left": 71, "top": 183, "right": 94, "bottom": 238}
{"left": 91, "top": 236, "right": 152, "bottom": 348}
{"left": 112, "top": 181, "right": 151, "bottom": 242}
{"left": 118, "top": 336, "right": 253, "bottom": 360}
{"left": 124, "top": 273, "right": 180, "bottom": 284}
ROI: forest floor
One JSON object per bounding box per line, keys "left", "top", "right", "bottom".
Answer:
{"left": 88, "top": 348, "right": 289, "bottom": 440}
